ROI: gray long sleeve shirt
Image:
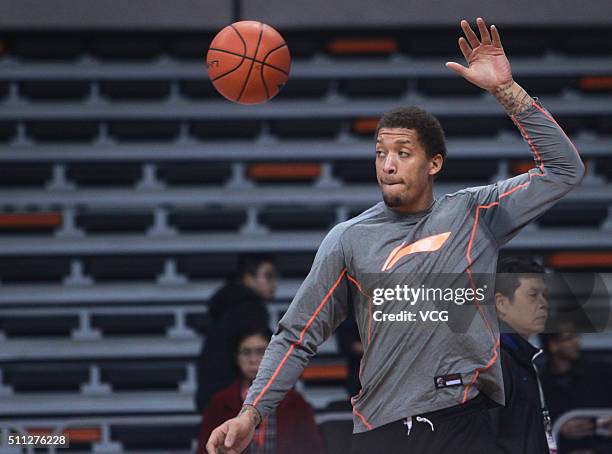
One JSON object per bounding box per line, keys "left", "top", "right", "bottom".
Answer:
{"left": 244, "top": 100, "right": 585, "bottom": 433}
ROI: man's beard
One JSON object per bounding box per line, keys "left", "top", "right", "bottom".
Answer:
{"left": 382, "top": 191, "right": 405, "bottom": 208}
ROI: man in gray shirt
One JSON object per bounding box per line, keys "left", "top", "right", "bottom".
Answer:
{"left": 207, "top": 17, "right": 584, "bottom": 454}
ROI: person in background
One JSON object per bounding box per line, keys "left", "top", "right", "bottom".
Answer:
{"left": 196, "top": 254, "right": 278, "bottom": 412}
{"left": 198, "top": 325, "right": 325, "bottom": 454}
{"left": 491, "top": 257, "right": 554, "bottom": 453}
{"left": 540, "top": 323, "right": 612, "bottom": 454}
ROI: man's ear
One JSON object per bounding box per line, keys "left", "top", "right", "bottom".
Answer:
{"left": 429, "top": 153, "right": 444, "bottom": 177}
{"left": 495, "top": 292, "right": 508, "bottom": 317}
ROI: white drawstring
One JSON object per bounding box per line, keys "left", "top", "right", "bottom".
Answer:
{"left": 404, "top": 416, "right": 413, "bottom": 436}
{"left": 416, "top": 416, "right": 435, "bottom": 432}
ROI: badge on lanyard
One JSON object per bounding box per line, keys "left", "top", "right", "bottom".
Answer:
{"left": 542, "top": 408, "right": 558, "bottom": 454}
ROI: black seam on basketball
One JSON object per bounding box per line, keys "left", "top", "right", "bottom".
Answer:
{"left": 262, "top": 42, "right": 288, "bottom": 63}
{"left": 237, "top": 23, "right": 264, "bottom": 102}
{"left": 210, "top": 53, "right": 246, "bottom": 82}
{"left": 229, "top": 24, "right": 247, "bottom": 56}
{"left": 209, "top": 26, "right": 248, "bottom": 83}
{"left": 208, "top": 47, "right": 289, "bottom": 75}
{"left": 260, "top": 56, "right": 270, "bottom": 100}
{"left": 262, "top": 43, "right": 290, "bottom": 90}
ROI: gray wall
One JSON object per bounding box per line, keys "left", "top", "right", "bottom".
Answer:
{"left": 0, "top": 0, "right": 231, "bottom": 29}
{"left": 242, "top": 0, "right": 612, "bottom": 27}
{"left": 1, "top": 0, "right": 611, "bottom": 29}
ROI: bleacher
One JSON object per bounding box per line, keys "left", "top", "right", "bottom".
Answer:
{"left": 1, "top": 24, "right": 612, "bottom": 452}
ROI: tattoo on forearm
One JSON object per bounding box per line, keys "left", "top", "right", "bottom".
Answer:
{"left": 493, "top": 81, "right": 534, "bottom": 116}
{"left": 239, "top": 405, "right": 262, "bottom": 427}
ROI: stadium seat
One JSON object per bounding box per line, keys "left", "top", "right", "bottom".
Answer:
{"left": 0, "top": 314, "right": 78, "bottom": 338}
{"left": 111, "top": 423, "right": 198, "bottom": 450}
{"left": 100, "top": 361, "right": 187, "bottom": 390}
{"left": 328, "top": 38, "right": 398, "bottom": 57}
{"left": 169, "top": 208, "right": 247, "bottom": 232}
{"left": 259, "top": 206, "right": 336, "bottom": 230}
{"left": 108, "top": 120, "right": 180, "bottom": 141}
{"left": 190, "top": 119, "right": 261, "bottom": 139}
{"left": 27, "top": 121, "right": 99, "bottom": 142}
{"left": 0, "top": 121, "right": 16, "bottom": 142}
{"left": 562, "top": 29, "right": 612, "bottom": 55}
{"left": 332, "top": 160, "right": 377, "bottom": 184}
{"left": 0, "top": 257, "right": 70, "bottom": 283}
{"left": 3, "top": 363, "right": 89, "bottom": 392}
{"left": 579, "top": 76, "right": 612, "bottom": 93}
{"left": 157, "top": 162, "right": 233, "bottom": 186}
{"left": 11, "top": 33, "right": 84, "bottom": 60}
{"left": 169, "top": 32, "right": 215, "bottom": 60}
{"left": 546, "top": 252, "right": 612, "bottom": 271}
{"left": 82, "top": 255, "right": 165, "bottom": 281}
{"left": 180, "top": 80, "right": 218, "bottom": 99}
{"left": 275, "top": 78, "right": 329, "bottom": 99}
{"left": 270, "top": 119, "right": 342, "bottom": 138}
{"left": 176, "top": 254, "right": 237, "bottom": 279}
{"left": 247, "top": 163, "right": 322, "bottom": 183}
{"left": 19, "top": 80, "right": 90, "bottom": 101}
{"left": 537, "top": 203, "right": 608, "bottom": 228}
{"left": 417, "top": 76, "right": 482, "bottom": 97}
{"left": 76, "top": 211, "right": 153, "bottom": 234}
{"left": 274, "top": 252, "right": 317, "bottom": 277}
{"left": 100, "top": 80, "right": 171, "bottom": 100}
{"left": 0, "top": 163, "right": 52, "bottom": 187}
{"left": 0, "top": 212, "right": 62, "bottom": 234}
{"left": 598, "top": 157, "right": 612, "bottom": 179}
{"left": 91, "top": 33, "right": 164, "bottom": 61}
{"left": 91, "top": 314, "right": 174, "bottom": 336}
{"left": 436, "top": 158, "right": 498, "bottom": 182}
{"left": 67, "top": 162, "right": 142, "bottom": 187}
{"left": 0, "top": 81, "right": 8, "bottom": 101}
{"left": 340, "top": 78, "right": 407, "bottom": 98}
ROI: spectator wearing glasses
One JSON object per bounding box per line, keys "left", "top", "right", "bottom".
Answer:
{"left": 198, "top": 326, "right": 325, "bottom": 454}
{"left": 196, "top": 255, "right": 279, "bottom": 412}
{"left": 490, "top": 257, "right": 554, "bottom": 453}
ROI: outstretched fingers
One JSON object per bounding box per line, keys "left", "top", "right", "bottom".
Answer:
{"left": 460, "top": 19, "right": 480, "bottom": 48}
{"left": 476, "top": 17, "right": 492, "bottom": 44}
{"left": 491, "top": 24, "right": 503, "bottom": 48}
{"left": 458, "top": 37, "right": 472, "bottom": 61}
{"left": 445, "top": 61, "right": 469, "bottom": 78}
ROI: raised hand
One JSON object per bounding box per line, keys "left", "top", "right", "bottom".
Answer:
{"left": 446, "top": 18, "right": 513, "bottom": 92}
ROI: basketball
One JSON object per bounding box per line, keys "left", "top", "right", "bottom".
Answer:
{"left": 206, "top": 21, "right": 291, "bottom": 105}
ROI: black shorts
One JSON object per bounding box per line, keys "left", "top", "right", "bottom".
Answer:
{"left": 350, "top": 394, "right": 497, "bottom": 454}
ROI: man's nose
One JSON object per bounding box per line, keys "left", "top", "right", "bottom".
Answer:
{"left": 383, "top": 154, "right": 397, "bottom": 174}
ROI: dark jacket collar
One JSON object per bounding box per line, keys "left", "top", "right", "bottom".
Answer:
{"left": 500, "top": 321, "right": 541, "bottom": 368}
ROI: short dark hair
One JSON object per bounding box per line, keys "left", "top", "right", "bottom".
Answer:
{"left": 376, "top": 106, "right": 447, "bottom": 160}
{"left": 495, "top": 256, "right": 546, "bottom": 300}
{"left": 237, "top": 254, "right": 275, "bottom": 279}
{"left": 231, "top": 324, "right": 273, "bottom": 356}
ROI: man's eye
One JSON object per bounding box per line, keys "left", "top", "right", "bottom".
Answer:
{"left": 376, "top": 150, "right": 385, "bottom": 156}
{"left": 399, "top": 151, "right": 410, "bottom": 157}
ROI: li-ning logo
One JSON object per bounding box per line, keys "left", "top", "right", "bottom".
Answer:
{"left": 381, "top": 232, "right": 451, "bottom": 272}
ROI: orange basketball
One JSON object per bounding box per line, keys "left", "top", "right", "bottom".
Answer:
{"left": 206, "top": 21, "right": 291, "bottom": 105}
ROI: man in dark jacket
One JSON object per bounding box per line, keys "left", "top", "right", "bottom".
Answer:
{"left": 491, "top": 257, "right": 555, "bottom": 453}
{"left": 195, "top": 254, "right": 278, "bottom": 412}
{"left": 540, "top": 325, "right": 612, "bottom": 453}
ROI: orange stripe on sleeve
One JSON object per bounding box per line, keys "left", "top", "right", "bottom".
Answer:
{"left": 253, "top": 268, "right": 348, "bottom": 407}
